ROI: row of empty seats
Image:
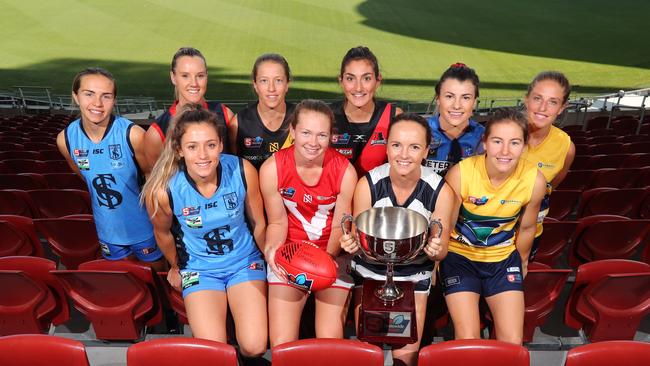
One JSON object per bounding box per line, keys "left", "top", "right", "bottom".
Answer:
{"left": 547, "top": 188, "right": 650, "bottom": 220}
{"left": 1, "top": 335, "right": 649, "bottom": 366}
{"left": 1, "top": 256, "right": 647, "bottom": 343}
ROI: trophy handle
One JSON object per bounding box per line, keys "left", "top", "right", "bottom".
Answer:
{"left": 428, "top": 218, "right": 443, "bottom": 239}
{"left": 341, "top": 214, "right": 353, "bottom": 237}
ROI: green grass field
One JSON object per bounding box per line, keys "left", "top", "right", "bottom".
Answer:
{"left": 1, "top": 0, "right": 648, "bottom": 105}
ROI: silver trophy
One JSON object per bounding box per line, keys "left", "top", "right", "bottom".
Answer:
{"left": 342, "top": 206, "right": 442, "bottom": 302}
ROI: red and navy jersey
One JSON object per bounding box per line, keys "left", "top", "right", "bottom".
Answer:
{"left": 275, "top": 146, "right": 350, "bottom": 250}
{"left": 331, "top": 100, "right": 395, "bottom": 177}
{"left": 235, "top": 102, "right": 295, "bottom": 170}
{"left": 149, "top": 100, "right": 231, "bottom": 151}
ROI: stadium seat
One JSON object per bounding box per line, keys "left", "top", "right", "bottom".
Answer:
{"left": 634, "top": 167, "right": 650, "bottom": 188}
{"left": 34, "top": 217, "right": 100, "bottom": 269}
{"left": 0, "top": 215, "right": 44, "bottom": 257}
{"left": 79, "top": 259, "right": 163, "bottom": 327}
{"left": 3, "top": 159, "right": 47, "bottom": 174}
{"left": 0, "top": 151, "right": 42, "bottom": 160}
{"left": 547, "top": 190, "right": 581, "bottom": 220}
{"left": 611, "top": 119, "right": 640, "bottom": 135}
{"left": 617, "top": 134, "right": 649, "bottom": 144}
{"left": 418, "top": 339, "right": 529, "bottom": 366}
{"left": 0, "top": 161, "right": 12, "bottom": 174}
{"left": 41, "top": 173, "right": 87, "bottom": 190}
{"left": 589, "top": 168, "right": 642, "bottom": 188}
{"left": 0, "top": 190, "right": 38, "bottom": 218}
{"left": 272, "top": 338, "right": 383, "bottom": 366}
{"left": 585, "top": 154, "right": 628, "bottom": 170}
{"left": 523, "top": 267, "right": 572, "bottom": 343}
{"left": 0, "top": 334, "right": 90, "bottom": 366}
{"left": 569, "top": 217, "right": 650, "bottom": 267}
{"left": 0, "top": 142, "right": 24, "bottom": 151}
{"left": 624, "top": 142, "right": 650, "bottom": 154}
{"left": 534, "top": 221, "right": 577, "bottom": 267}
{"left": 570, "top": 155, "right": 589, "bottom": 170}
{"left": 29, "top": 136, "right": 56, "bottom": 144}
{"left": 585, "top": 117, "right": 608, "bottom": 130}
{"left": 127, "top": 338, "right": 238, "bottom": 366}
{"left": 570, "top": 136, "right": 587, "bottom": 144}
{"left": 23, "top": 142, "right": 56, "bottom": 151}
{"left": 585, "top": 135, "right": 617, "bottom": 144}
{"left": 556, "top": 170, "right": 593, "bottom": 191}
{"left": 586, "top": 143, "right": 624, "bottom": 155}
{"left": 565, "top": 341, "right": 650, "bottom": 366}
{"left": 0, "top": 173, "right": 48, "bottom": 190}
{"left": 564, "top": 259, "right": 650, "bottom": 341}
{"left": 156, "top": 271, "right": 188, "bottom": 324}
{"left": 0, "top": 270, "right": 57, "bottom": 335}
{"left": 52, "top": 269, "right": 154, "bottom": 340}
{"left": 573, "top": 144, "right": 588, "bottom": 156}
{"left": 27, "top": 189, "right": 91, "bottom": 218}
{"left": 584, "top": 128, "right": 613, "bottom": 137}
{"left": 577, "top": 188, "right": 647, "bottom": 218}
{"left": 0, "top": 136, "right": 28, "bottom": 144}
{"left": 39, "top": 149, "right": 65, "bottom": 161}
{"left": 0, "top": 257, "right": 69, "bottom": 335}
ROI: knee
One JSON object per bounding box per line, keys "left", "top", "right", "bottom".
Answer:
{"left": 495, "top": 334, "right": 522, "bottom": 345}
{"left": 239, "top": 340, "right": 267, "bottom": 358}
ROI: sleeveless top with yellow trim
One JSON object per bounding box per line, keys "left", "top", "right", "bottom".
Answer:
{"left": 521, "top": 126, "right": 571, "bottom": 237}
{"left": 449, "top": 154, "right": 538, "bottom": 262}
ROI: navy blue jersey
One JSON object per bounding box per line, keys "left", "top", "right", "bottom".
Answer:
{"left": 168, "top": 154, "right": 260, "bottom": 271}
{"left": 65, "top": 116, "right": 153, "bottom": 245}
{"left": 424, "top": 115, "right": 485, "bottom": 175}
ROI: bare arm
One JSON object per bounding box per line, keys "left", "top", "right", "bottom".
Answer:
{"left": 242, "top": 159, "right": 266, "bottom": 250}
{"left": 516, "top": 171, "right": 547, "bottom": 275}
{"left": 259, "top": 156, "right": 288, "bottom": 277}
{"left": 143, "top": 126, "right": 164, "bottom": 173}
{"left": 550, "top": 142, "right": 575, "bottom": 189}
{"left": 325, "top": 163, "right": 357, "bottom": 257}
{"left": 227, "top": 114, "right": 239, "bottom": 155}
{"left": 423, "top": 182, "right": 454, "bottom": 261}
{"left": 340, "top": 176, "right": 372, "bottom": 254}
{"left": 129, "top": 124, "right": 150, "bottom": 177}
{"left": 146, "top": 188, "right": 180, "bottom": 290}
{"left": 444, "top": 164, "right": 463, "bottom": 229}
{"left": 56, "top": 130, "right": 84, "bottom": 180}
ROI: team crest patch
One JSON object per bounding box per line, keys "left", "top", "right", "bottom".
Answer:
{"left": 370, "top": 131, "right": 387, "bottom": 145}
{"left": 77, "top": 158, "right": 90, "bottom": 170}
{"left": 185, "top": 215, "right": 203, "bottom": 229}
{"left": 109, "top": 144, "right": 122, "bottom": 160}
{"left": 223, "top": 192, "right": 238, "bottom": 210}
{"left": 74, "top": 148, "right": 88, "bottom": 157}
{"left": 182, "top": 206, "right": 200, "bottom": 216}
{"left": 429, "top": 137, "right": 442, "bottom": 150}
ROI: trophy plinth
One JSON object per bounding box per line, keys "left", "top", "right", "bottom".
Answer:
{"left": 358, "top": 280, "right": 416, "bottom": 344}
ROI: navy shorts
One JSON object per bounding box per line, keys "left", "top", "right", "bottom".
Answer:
{"left": 439, "top": 250, "right": 523, "bottom": 297}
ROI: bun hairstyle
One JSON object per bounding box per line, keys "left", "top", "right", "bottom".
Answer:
{"left": 339, "top": 46, "right": 380, "bottom": 79}
{"left": 435, "top": 62, "right": 480, "bottom": 98}
{"left": 526, "top": 71, "right": 571, "bottom": 104}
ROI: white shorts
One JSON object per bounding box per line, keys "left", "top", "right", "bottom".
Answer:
{"left": 268, "top": 253, "right": 354, "bottom": 291}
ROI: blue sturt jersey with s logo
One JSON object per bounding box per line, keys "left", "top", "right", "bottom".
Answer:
{"left": 65, "top": 116, "right": 153, "bottom": 245}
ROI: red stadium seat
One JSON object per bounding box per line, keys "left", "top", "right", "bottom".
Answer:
{"left": 564, "top": 259, "right": 650, "bottom": 339}
{"left": 584, "top": 128, "right": 613, "bottom": 137}
{"left": 34, "top": 217, "right": 100, "bottom": 269}
{"left": 547, "top": 190, "right": 581, "bottom": 221}
{"left": 156, "top": 271, "right": 188, "bottom": 324}
{"left": 634, "top": 167, "right": 650, "bottom": 188}
{"left": 0, "top": 256, "right": 69, "bottom": 334}
{"left": 27, "top": 189, "right": 91, "bottom": 218}
{"left": 565, "top": 341, "right": 650, "bottom": 366}
{"left": 80, "top": 259, "right": 163, "bottom": 327}
{"left": 127, "top": 338, "right": 238, "bottom": 366}
{"left": 578, "top": 273, "right": 650, "bottom": 342}
{"left": 585, "top": 135, "right": 617, "bottom": 144}
{"left": 23, "top": 142, "right": 56, "bottom": 151}
{"left": 418, "top": 339, "right": 529, "bottom": 366}
{"left": 589, "top": 168, "right": 642, "bottom": 189}
{"left": 624, "top": 142, "right": 650, "bottom": 154}
{"left": 0, "top": 334, "right": 90, "bottom": 366}
{"left": 617, "top": 134, "right": 649, "bottom": 144}
{"left": 0, "top": 173, "right": 48, "bottom": 190}
{"left": 52, "top": 269, "right": 154, "bottom": 340}
{"left": 569, "top": 218, "right": 650, "bottom": 267}
{"left": 534, "top": 221, "right": 577, "bottom": 267}
{"left": 585, "top": 117, "right": 608, "bottom": 130}
{"left": 0, "top": 142, "right": 24, "bottom": 151}
{"left": 570, "top": 155, "right": 590, "bottom": 170}
{"left": 0, "top": 215, "right": 44, "bottom": 257}
{"left": 585, "top": 154, "right": 629, "bottom": 170}
{"left": 0, "top": 136, "right": 28, "bottom": 144}
{"left": 611, "top": 119, "right": 640, "bottom": 135}
{"left": 0, "top": 190, "right": 38, "bottom": 218}
{"left": 577, "top": 188, "right": 646, "bottom": 218}
{"left": 586, "top": 142, "right": 624, "bottom": 155}
{"left": 39, "top": 149, "right": 66, "bottom": 161}
{"left": 41, "top": 173, "right": 87, "bottom": 190}
{"left": 570, "top": 136, "right": 587, "bottom": 144}
{"left": 556, "top": 170, "right": 593, "bottom": 191}
{"left": 573, "top": 144, "right": 588, "bottom": 156}
{"left": 3, "top": 159, "right": 47, "bottom": 174}
{"left": 522, "top": 268, "right": 572, "bottom": 343}
{"left": 0, "top": 151, "right": 42, "bottom": 160}
{"left": 272, "top": 339, "right": 384, "bottom": 366}
{"left": 0, "top": 271, "right": 57, "bottom": 335}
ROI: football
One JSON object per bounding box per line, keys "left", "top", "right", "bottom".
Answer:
{"left": 275, "top": 240, "right": 337, "bottom": 292}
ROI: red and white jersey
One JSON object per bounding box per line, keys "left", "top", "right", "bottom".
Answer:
{"left": 275, "top": 146, "right": 349, "bottom": 250}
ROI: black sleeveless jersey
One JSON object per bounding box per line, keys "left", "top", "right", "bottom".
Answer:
{"left": 155, "top": 101, "right": 230, "bottom": 152}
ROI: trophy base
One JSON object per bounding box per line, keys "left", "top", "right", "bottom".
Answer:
{"left": 358, "top": 280, "right": 417, "bottom": 345}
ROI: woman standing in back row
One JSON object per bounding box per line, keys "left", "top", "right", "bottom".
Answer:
{"left": 521, "top": 71, "right": 575, "bottom": 262}
{"left": 330, "top": 46, "right": 403, "bottom": 177}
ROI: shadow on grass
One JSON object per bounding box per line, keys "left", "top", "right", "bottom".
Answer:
{"left": 357, "top": 0, "right": 649, "bottom": 69}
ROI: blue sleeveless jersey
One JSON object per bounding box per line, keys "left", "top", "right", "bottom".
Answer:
{"left": 168, "top": 154, "right": 260, "bottom": 271}
{"left": 64, "top": 116, "right": 153, "bottom": 245}
{"left": 424, "top": 115, "right": 485, "bottom": 175}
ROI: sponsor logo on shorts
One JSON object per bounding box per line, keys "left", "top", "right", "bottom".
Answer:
{"left": 335, "top": 148, "right": 353, "bottom": 157}
{"left": 141, "top": 247, "right": 156, "bottom": 255}
{"left": 185, "top": 215, "right": 203, "bottom": 229}
{"left": 181, "top": 271, "right": 199, "bottom": 290}
{"left": 467, "top": 195, "right": 488, "bottom": 205}
{"left": 506, "top": 267, "right": 520, "bottom": 273}
{"left": 279, "top": 187, "right": 295, "bottom": 198}
{"left": 244, "top": 136, "right": 263, "bottom": 148}
{"left": 507, "top": 273, "right": 522, "bottom": 283}
{"left": 74, "top": 148, "right": 88, "bottom": 157}
{"left": 445, "top": 276, "right": 460, "bottom": 287}
{"left": 99, "top": 242, "right": 110, "bottom": 255}
{"left": 248, "top": 262, "right": 264, "bottom": 271}
{"left": 182, "top": 206, "right": 200, "bottom": 216}
{"left": 77, "top": 158, "right": 90, "bottom": 170}
{"left": 331, "top": 133, "right": 350, "bottom": 145}
{"left": 287, "top": 272, "right": 314, "bottom": 292}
